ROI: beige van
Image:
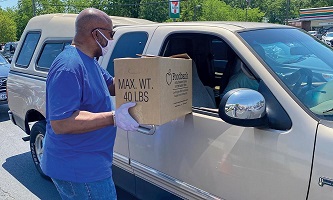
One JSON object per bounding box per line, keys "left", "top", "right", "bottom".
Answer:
{"left": 7, "top": 14, "right": 333, "bottom": 200}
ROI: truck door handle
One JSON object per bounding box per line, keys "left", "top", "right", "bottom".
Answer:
{"left": 319, "top": 177, "right": 333, "bottom": 187}
{"left": 137, "top": 125, "right": 156, "bottom": 135}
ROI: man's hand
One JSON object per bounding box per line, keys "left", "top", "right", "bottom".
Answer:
{"left": 115, "top": 102, "right": 139, "bottom": 131}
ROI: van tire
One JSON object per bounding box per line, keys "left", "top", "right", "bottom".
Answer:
{"left": 30, "top": 120, "right": 50, "bottom": 179}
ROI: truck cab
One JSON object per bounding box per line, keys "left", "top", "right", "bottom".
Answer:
{"left": 7, "top": 14, "right": 333, "bottom": 200}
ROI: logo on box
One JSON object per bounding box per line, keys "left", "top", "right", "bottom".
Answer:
{"left": 165, "top": 69, "right": 189, "bottom": 86}
{"left": 166, "top": 69, "right": 172, "bottom": 85}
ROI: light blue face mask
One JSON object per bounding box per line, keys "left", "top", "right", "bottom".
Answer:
{"left": 95, "top": 29, "right": 112, "bottom": 56}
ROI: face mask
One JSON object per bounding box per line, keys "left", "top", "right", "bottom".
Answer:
{"left": 95, "top": 29, "right": 112, "bottom": 56}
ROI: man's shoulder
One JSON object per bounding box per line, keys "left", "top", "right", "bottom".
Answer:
{"left": 57, "top": 45, "right": 78, "bottom": 60}
{"left": 50, "top": 46, "right": 82, "bottom": 71}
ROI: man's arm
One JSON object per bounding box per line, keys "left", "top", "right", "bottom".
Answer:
{"left": 51, "top": 110, "right": 115, "bottom": 134}
{"left": 100, "top": 66, "right": 115, "bottom": 95}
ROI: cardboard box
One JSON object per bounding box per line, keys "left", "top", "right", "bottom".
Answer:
{"left": 114, "top": 54, "right": 192, "bottom": 125}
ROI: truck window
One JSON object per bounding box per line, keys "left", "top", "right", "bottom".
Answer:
{"left": 211, "top": 39, "right": 228, "bottom": 77}
{"left": 36, "top": 41, "right": 71, "bottom": 71}
{"left": 160, "top": 33, "right": 242, "bottom": 108}
{"left": 106, "top": 31, "right": 148, "bottom": 76}
{"left": 16, "top": 32, "right": 41, "bottom": 68}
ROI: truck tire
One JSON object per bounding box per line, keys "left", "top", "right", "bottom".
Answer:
{"left": 30, "top": 120, "right": 49, "bottom": 179}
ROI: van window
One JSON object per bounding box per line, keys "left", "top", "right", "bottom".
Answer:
{"left": 37, "top": 41, "right": 71, "bottom": 71}
{"left": 106, "top": 31, "right": 148, "bottom": 76}
{"left": 16, "top": 32, "right": 41, "bottom": 68}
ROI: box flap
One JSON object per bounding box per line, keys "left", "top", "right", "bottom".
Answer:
{"left": 169, "top": 53, "right": 191, "bottom": 59}
{"left": 136, "top": 53, "right": 191, "bottom": 59}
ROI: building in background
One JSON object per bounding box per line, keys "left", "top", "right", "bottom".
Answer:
{"left": 291, "top": 6, "right": 333, "bottom": 32}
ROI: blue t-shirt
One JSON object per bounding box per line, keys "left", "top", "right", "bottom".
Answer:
{"left": 41, "top": 45, "right": 116, "bottom": 183}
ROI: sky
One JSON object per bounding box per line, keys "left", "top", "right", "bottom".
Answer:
{"left": 0, "top": 0, "right": 18, "bottom": 9}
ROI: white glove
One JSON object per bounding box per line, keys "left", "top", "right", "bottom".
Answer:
{"left": 114, "top": 102, "right": 139, "bottom": 131}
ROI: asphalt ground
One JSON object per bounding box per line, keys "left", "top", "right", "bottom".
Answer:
{"left": 0, "top": 104, "right": 138, "bottom": 200}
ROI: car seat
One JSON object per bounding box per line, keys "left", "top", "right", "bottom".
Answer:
{"left": 192, "top": 61, "right": 216, "bottom": 108}
{"left": 162, "top": 38, "right": 193, "bottom": 57}
{"left": 192, "top": 39, "right": 215, "bottom": 88}
{"left": 219, "top": 47, "right": 237, "bottom": 96}
{"left": 219, "top": 57, "right": 244, "bottom": 95}
{"left": 163, "top": 38, "right": 216, "bottom": 108}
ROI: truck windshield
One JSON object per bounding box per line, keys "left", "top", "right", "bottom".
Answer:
{"left": 239, "top": 28, "right": 333, "bottom": 120}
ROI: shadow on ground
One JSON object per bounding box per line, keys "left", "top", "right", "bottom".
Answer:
{"left": 1, "top": 103, "right": 137, "bottom": 199}
{"left": 2, "top": 152, "right": 61, "bottom": 200}
{"left": 3, "top": 152, "right": 139, "bottom": 199}
{"left": 0, "top": 104, "right": 10, "bottom": 122}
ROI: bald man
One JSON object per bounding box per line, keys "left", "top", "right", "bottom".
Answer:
{"left": 41, "top": 8, "right": 139, "bottom": 200}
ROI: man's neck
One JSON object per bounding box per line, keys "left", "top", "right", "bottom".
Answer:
{"left": 72, "top": 43, "right": 95, "bottom": 58}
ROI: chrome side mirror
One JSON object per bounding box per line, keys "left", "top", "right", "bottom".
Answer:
{"left": 219, "top": 89, "right": 267, "bottom": 127}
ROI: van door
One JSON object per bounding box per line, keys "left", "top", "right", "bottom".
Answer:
{"left": 127, "top": 26, "right": 318, "bottom": 200}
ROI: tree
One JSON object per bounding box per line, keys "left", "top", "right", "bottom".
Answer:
{"left": 139, "top": 0, "right": 168, "bottom": 22}
{"left": 16, "top": 0, "right": 35, "bottom": 39}
{"left": 35, "top": 0, "right": 65, "bottom": 15}
{"left": 8, "top": 0, "right": 333, "bottom": 41}
{"left": 199, "top": 0, "right": 264, "bottom": 22}
{"left": 310, "top": 0, "right": 333, "bottom": 7}
{"left": 178, "top": 0, "right": 204, "bottom": 22}
{"left": 107, "top": 0, "right": 138, "bottom": 17}
{"left": 61, "top": 0, "right": 89, "bottom": 13}
{"left": 0, "top": 9, "right": 17, "bottom": 42}
{"left": 15, "top": 0, "right": 65, "bottom": 39}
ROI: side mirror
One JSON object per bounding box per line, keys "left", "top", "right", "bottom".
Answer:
{"left": 219, "top": 88, "right": 267, "bottom": 127}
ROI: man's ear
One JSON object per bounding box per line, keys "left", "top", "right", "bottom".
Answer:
{"left": 91, "top": 29, "right": 98, "bottom": 40}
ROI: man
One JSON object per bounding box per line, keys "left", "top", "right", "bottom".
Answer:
{"left": 220, "top": 58, "right": 259, "bottom": 98}
{"left": 41, "top": 8, "right": 139, "bottom": 200}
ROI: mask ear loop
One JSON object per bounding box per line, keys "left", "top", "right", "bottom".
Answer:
{"left": 93, "top": 29, "right": 110, "bottom": 48}
{"left": 96, "top": 29, "right": 110, "bottom": 46}
{"left": 91, "top": 29, "right": 104, "bottom": 57}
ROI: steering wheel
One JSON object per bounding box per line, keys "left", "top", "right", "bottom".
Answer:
{"left": 283, "top": 68, "right": 313, "bottom": 98}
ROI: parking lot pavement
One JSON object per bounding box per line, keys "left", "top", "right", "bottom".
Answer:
{"left": 0, "top": 104, "right": 137, "bottom": 199}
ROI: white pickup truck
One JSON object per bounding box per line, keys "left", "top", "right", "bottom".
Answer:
{"left": 7, "top": 13, "right": 333, "bottom": 200}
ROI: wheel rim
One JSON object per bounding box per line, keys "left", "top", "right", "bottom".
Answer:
{"left": 34, "top": 133, "right": 44, "bottom": 162}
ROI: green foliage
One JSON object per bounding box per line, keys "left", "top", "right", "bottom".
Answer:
{"left": 35, "top": 0, "right": 64, "bottom": 15}
{"left": 61, "top": 0, "right": 89, "bottom": 13}
{"left": 5, "top": 0, "right": 333, "bottom": 41}
{"left": 16, "top": 0, "right": 34, "bottom": 39}
{"left": 178, "top": 0, "right": 203, "bottom": 21}
{"left": 0, "top": 9, "right": 17, "bottom": 43}
{"left": 199, "top": 0, "right": 264, "bottom": 22}
{"left": 228, "top": 0, "right": 333, "bottom": 24}
{"left": 105, "top": 0, "right": 141, "bottom": 17}
{"left": 310, "top": 0, "right": 333, "bottom": 7}
{"left": 201, "top": 0, "right": 232, "bottom": 21}
{"left": 139, "top": 0, "right": 168, "bottom": 22}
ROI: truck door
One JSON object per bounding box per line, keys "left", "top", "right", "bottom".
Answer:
{"left": 100, "top": 26, "right": 157, "bottom": 195}
{"left": 127, "top": 26, "right": 318, "bottom": 200}
{"left": 308, "top": 122, "right": 333, "bottom": 199}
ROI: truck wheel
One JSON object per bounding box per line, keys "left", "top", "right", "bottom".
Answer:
{"left": 30, "top": 120, "right": 49, "bottom": 179}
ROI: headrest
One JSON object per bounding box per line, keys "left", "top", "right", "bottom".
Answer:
{"left": 232, "top": 57, "right": 244, "bottom": 75}
{"left": 166, "top": 38, "right": 193, "bottom": 57}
